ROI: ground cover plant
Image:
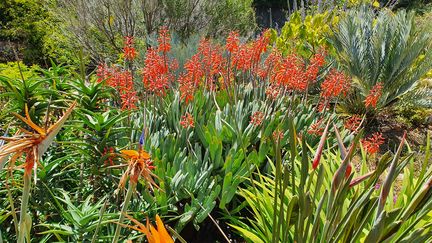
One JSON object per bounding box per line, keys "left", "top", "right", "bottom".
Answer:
{"left": 1, "top": 2, "right": 432, "bottom": 243}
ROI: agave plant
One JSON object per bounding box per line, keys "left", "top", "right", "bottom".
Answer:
{"left": 331, "top": 5, "right": 432, "bottom": 115}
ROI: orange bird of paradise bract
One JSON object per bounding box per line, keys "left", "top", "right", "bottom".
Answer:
{"left": 0, "top": 101, "right": 77, "bottom": 182}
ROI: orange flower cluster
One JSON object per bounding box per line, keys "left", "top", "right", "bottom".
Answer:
{"left": 175, "top": 30, "right": 327, "bottom": 103}
{"left": 305, "top": 50, "right": 326, "bottom": 81}
{"left": 123, "top": 36, "right": 137, "bottom": 61}
{"left": 179, "top": 38, "right": 225, "bottom": 103}
{"left": 199, "top": 39, "right": 225, "bottom": 89}
{"left": 317, "top": 99, "right": 329, "bottom": 112}
{"left": 271, "top": 50, "right": 326, "bottom": 92}
{"left": 320, "top": 69, "right": 351, "bottom": 98}
{"left": 250, "top": 111, "right": 265, "bottom": 126}
{"left": 308, "top": 118, "right": 324, "bottom": 136}
{"left": 344, "top": 114, "right": 362, "bottom": 132}
{"left": 364, "top": 82, "right": 383, "bottom": 108}
{"left": 272, "top": 129, "right": 284, "bottom": 141}
{"left": 265, "top": 85, "right": 281, "bottom": 100}
{"left": 96, "top": 64, "right": 138, "bottom": 110}
{"left": 257, "top": 49, "right": 283, "bottom": 80}
{"left": 226, "top": 31, "right": 240, "bottom": 53}
{"left": 157, "top": 26, "right": 171, "bottom": 53}
{"left": 361, "top": 132, "right": 385, "bottom": 154}
{"left": 142, "top": 27, "right": 177, "bottom": 96}
{"left": 232, "top": 30, "right": 271, "bottom": 73}
{"left": 180, "top": 112, "right": 195, "bottom": 129}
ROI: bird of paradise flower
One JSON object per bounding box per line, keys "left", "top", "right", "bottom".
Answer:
{"left": 120, "top": 214, "right": 174, "bottom": 243}
{"left": 0, "top": 101, "right": 76, "bottom": 243}
{"left": 112, "top": 130, "right": 159, "bottom": 243}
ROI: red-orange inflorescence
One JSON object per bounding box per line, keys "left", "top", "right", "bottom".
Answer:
{"left": 361, "top": 132, "right": 385, "bottom": 154}
{"left": 142, "top": 27, "right": 177, "bottom": 96}
{"left": 265, "top": 84, "right": 281, "bottom": 100}
{"left": 180, "top": 112, "right": 195, "bottom": 129}
{"left": 258, "top": 49, "right": 283, "bottom": 80}
{"left": 250, "top": 111, "right": 265, "bottom": 126}
{"left": 96, "top": 64, "right": 138, "bottom": 110}
{"left": 123, "top": 36, "right": 137, "bottom": 61}
{"left": 317, "top": 98, "right": 329, "bottom": 112}
{"left": 272, "top": 129, "right": 284, "bottom": 141}
{"left": 232, "top": 30, "right": 271, "bottom": 74}
{"left": 272, "top": 50, "right": 326, "bottom": 92}
{"left": 364, "top": 82, "right": 383, "bottom": 108}
{"left": 344, "top": 114, "right": 362, "bottom": 132}
{"left": 274, "top": 54, "right": 307, "bottom": 91}
{"left": 305, "top": 50, "right": 326, "bottom": 82}
{"left": 320, "top": 69, "right": 351, "bottom": 98}
{"left": 198, "top": 38, "right": 225, "bottom": 89}
{"left": 226, "top": 31, "right": 240, "bottom": 53}
{"left": 158, "top": 26, "right": 171, "bottom": 53}
{"left": 308, "top": 118, "right": 324, "bottom": 136}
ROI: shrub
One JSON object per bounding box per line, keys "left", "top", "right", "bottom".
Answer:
{"left": 275, "top": 11, "right": 339, "bottom": 57}
{"left": 54, "top": 0, "right": 256, "bottom": 62}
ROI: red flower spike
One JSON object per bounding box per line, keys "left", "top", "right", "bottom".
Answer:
{"left": 158, "top": 26, "right": 171, "bottom": 53}
{"left": 305, "top": 50, "right": 326, "bottom": 83}
{"left": 321, "top": 69, "right": 351, "bottom": 98}
{"left": 250, "top": 111, "right": 265, "bottom": 126}
{"left": 96, "top": 64, "right": 138, "bottom": 110}
{"left": 308, "top": 118, "right": 324, "bottom": 136}
{"left": 265, "top": 85, "right": 281, "bottom": 100}
{"left": 361, "top": 132, "right": 385, "bottom": 155}
{"left": 344, "top": 115, "right": 362, "bottom": 132}
{"left": 123, "top": 36, "right": 137, "bottom": 61}
{"left": 226, "top": 31, "right": 240, "bottom": 53}
{"left": 272, "top": 129, "right": 284, "bottom": 141}
{"left": 364, "top": 82, "right": 383, "bottom": 108}
{"left": 180, "top": 112, "right": 195, "bottom": 129}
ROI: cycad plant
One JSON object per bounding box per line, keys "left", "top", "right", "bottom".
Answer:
{"left": 331, "top": 5, "right": 432, "bottom": 115}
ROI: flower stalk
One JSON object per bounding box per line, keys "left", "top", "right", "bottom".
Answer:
{"left": 112, "top": 181, "right": 136, "bottom": 243}
{"left": 17, "top": 172, "right": 31, "bottom": 243}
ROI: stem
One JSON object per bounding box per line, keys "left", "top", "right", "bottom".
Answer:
{"left": 18, "top": 173, "right": 31, "bottom": 243}
{"left": 112, "top": 181, "right": 136, "bottom": 243}
{"left": 5, "top": 180, "right": 19, "bottom": 235}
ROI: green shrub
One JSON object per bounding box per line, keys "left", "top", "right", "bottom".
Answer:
{"left": 0, "top": 0, "right": 80, "bottom": 65}
{"left": 275, "top": 11, "right": 339, "bottom": 57}
{"left": 0, "top": 61, "right": 39, "bottom": 80}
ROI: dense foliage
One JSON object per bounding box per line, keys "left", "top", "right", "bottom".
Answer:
{"left": 0, "top": 2, "right": 431, "bottom": 243}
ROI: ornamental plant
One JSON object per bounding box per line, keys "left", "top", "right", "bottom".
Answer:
{"left": 331, "top": 5, "right": 432, "bottom": 115}
{"left": 228, "top": 126, "right": 432, "bottom": 242}
{"left": 0, "top": 19, "right": 430, "bottom": 243}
